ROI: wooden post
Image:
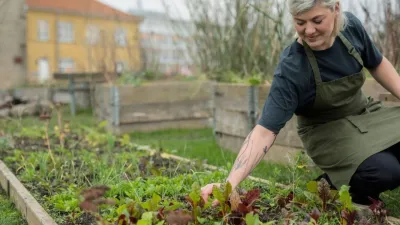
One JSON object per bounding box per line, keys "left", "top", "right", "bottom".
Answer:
{"left": 111, "top": 85, "right": 120, "bottom": 126}
{"left": 248, "top": 85, "right": 258, "bottom": 131}
{"left": 211, "top": 81, "right": 216, "bottom": 135}
{"left": 68, "top": 74, "right": 76, "bottom": 116}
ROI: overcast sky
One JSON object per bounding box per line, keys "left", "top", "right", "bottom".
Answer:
{"left": 99, "top": 0, "right": 191, "bottom": 19}
{"left": 98, "top": 0, "right": 395, "bottom": 23}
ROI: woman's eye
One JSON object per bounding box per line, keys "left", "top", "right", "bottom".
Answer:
{"left": 314, "top": 20, "right": 322, "bottom": 24}
{"left": 297, "top": 22, "right": 305, "bottom": 25}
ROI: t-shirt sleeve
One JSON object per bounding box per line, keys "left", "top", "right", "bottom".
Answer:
{"left": 257, "top": 61, "right": 299, "bottom": 134}
{"left": 346, "top": 12, "right": 383, "bottom": 69}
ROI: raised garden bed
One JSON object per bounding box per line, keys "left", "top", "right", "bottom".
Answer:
{"left": 1, "top": 118, "right": 400, "bottom": 225}
{"left": 93, "top": 81, "right": 213, "bottom": 135}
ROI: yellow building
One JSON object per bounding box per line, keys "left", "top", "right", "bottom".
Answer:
{"left": 26, "top": 0, "right": 142, "bottom": 83}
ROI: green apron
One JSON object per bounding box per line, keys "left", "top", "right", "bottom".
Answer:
{"left": 297, "top": 33, "right": 400, "bottom": 189}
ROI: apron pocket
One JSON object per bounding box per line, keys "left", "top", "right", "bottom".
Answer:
{"left": 345, "top": 115, "right": 368, "bottom": 133}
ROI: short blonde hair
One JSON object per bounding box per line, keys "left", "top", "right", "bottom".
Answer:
{"left": 289, "top": 0, "right": 348, "bottom": 37}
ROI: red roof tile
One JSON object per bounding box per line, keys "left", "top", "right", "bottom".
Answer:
{"left": 26, "top": 0, "right": 140, "bottom": 21}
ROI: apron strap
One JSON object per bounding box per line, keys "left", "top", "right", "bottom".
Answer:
{"left": 302, "top": 33, "right": 364, "bottom": 85}
{"left": 302, "top": 40, "right": 322, "bottom": 85}
{"left": 338, "top": 33, "right": 364, "bottom": 67}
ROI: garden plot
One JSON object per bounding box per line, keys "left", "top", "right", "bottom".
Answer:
{"left": 0, "top": 118, "right": 399, "bottom": 225}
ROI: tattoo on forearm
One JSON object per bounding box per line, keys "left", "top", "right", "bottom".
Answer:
{"left": 231, "top": 130, "right": 278, "bottom": 176}
{"left": 249, "top": 146, "right": 269, "bottom": 174}
{"left": 232, "top": 130, "right": 254, "bottom": 171}
{"left": 263, "top": 146, "right": 268, "bottom": 154}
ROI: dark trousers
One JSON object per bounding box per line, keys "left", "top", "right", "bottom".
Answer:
{"left": 316, "top": 142, "right": 400, "bottom": 205}
{"left": 349, "top": 142, "right": 400, "bottom": 204}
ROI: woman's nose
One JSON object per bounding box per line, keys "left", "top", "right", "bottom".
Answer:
{"left": 305, "top": 24, "right": 316, "bottom": 35}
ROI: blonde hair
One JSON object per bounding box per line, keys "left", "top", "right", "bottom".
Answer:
{"left": 289, "top": 0, "right": 348, "bottom": 37}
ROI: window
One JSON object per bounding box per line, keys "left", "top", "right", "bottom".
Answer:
{"left": 115, "top": 27, "right": 127, "bottom": 46}
{"left": 86, "top": 25, "right": 99, "bottom": 45}
{"left": 58, "top": 58, "right": 75, "bottom": 73}
{"left": 37, "top": 20, "right": 49, "bottom": 41}
{"left": 58, "top": 22, "right": 74, "bottom": 43}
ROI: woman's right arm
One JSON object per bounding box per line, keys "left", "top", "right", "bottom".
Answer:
{"left": 200, "top": 59, "right": 300, "bottom": 204}
{"left": 201, "top": 124, "right": 277, "bottom": 203}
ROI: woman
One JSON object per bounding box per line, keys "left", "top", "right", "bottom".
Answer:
{"left": 201, "top": 0, "right": 400, "bottom": 206}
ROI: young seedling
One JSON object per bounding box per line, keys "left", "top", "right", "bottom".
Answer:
{"left": 338, "top": 185, "right": 357, "bottom": 225}
{"left": 212, "top": 181, "right": 233, "bottom": 222}
{"left": 79, "top": 185, "right": 116, "bottom": 224}
{"left": 186, "top": 182, "right": 205, "bottom": 224}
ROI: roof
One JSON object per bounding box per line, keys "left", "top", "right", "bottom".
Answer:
{"left": 129, "top": 9, "right": 168, "bottom": 20}
{"left": 129, "top": 9, "right": 192, "bottom": 24}
{"left": 26, "top": 0, "right": 141, "bottom": 21}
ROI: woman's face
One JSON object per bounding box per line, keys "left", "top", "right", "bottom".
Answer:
{"left": 293, "top": 2, "right": 339, "bottom": 50}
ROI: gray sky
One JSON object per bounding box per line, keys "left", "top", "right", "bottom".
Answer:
{"left": 98, "top": 0, "right": 191, "bottom": 19}
{"left": 98, "top": 0, "right": 393, "bottom": 23}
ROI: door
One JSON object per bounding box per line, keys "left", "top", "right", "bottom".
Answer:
{"left": 115, "top": 61, "right": 124, "bottom": 75}
{"left": 38, "top": 58, "right": 49, "bottom": 83}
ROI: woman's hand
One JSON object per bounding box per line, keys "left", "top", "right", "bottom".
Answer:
{"left": 200, "top": 125, "right": 277, "bottom": 207}
{"left": 200, "top": 183, "right": 221, "bottom": 206}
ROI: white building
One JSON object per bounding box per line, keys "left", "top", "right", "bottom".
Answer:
{"left": 129, "top": 7, "right": 196, "bottom": 76}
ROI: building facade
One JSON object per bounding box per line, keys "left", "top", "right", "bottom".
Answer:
{"left": 129, "top": 9, "right": 196, "bottom": 76}
{"left": 25, "top": 0, "right": 143, "bottom": 84}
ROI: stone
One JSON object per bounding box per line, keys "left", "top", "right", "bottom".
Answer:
{"left": 38, "top": 100, "right": 53, "bottom": 114}
{"left": 10, "top": 102, "right": 39, "bottom": 117}
{"left": 0, "top": 108, "right": 10, "bottom": 118}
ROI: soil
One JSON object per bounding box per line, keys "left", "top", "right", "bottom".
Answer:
{"left": 13, "top": 136, "right": 48, "bottom": 152}
{"left": 63, "top": 212, "right": 97, "bottom": 225}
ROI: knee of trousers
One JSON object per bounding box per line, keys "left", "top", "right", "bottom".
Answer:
{"left": 351, "top": 167, "right": 400, "bottom": 191}
{"left": 376, "top": 170, "right": 400, "bottom": 189}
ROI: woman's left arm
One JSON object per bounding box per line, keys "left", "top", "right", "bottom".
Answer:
{"left": 368, "top": 56, "right": 400, "bottom": 100}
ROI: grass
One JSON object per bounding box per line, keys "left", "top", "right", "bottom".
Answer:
{"left": 0, "top": 108, "right": 96, "bottom": 135}
{"left": 128, "top": 127, "right": 321, "bottom": 184}
{"left": 0, "top": 189, "right": 27, "bottom": 225}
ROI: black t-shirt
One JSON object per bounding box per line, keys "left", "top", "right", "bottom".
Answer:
{"left": 258, "top": 12, "right": 383, "bottom": 134}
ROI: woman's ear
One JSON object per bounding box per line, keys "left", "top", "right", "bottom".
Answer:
{"left": 335, "top": 1, "right": 340, "bottom": 16}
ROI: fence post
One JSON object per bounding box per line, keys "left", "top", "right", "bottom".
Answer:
{"left": 68, "top": 74, "right": 76, "bottom": 116}
{"left": 110, "top": 85, "right": 120, "bottom": 126}
{"left": 211, "top": 81, "right": 217, "bottom": 135}
{"left": 248, "top": 85, "right": 258, "bottom": 132}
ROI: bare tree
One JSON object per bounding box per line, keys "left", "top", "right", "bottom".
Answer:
{"left": 361, "top": 0, "right": 400, "bottom": 69}
{"left": 164, "top": 0, "right": 293, "bottom": 83}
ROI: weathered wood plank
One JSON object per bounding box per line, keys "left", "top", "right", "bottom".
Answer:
{"left": 119, "top": 81, "right": 212, "bottom": 105}
{"left": 257, "top": 85, "right": 270, "bottom": 110}
{"left": 214, "top": 83, "right": 249, "bottom": 112}
{"left": 380, "top": 93, "right": 400, "bottom": 102}
{"left": 274, "top": 116, "right": 303, "bottom": 148}
{"left": 53, "top": 72, "right": 106, "bottom": 82}
{"left": 362, "top": 78, "right": 387, "bottom": 100}
{"left": 111, "top": 118, "right": 211, "bottom": 134}
{"left": 119, "top": 99, "right": 211, "bottom": 124}
{"left": 0, "top": 160, "right": 57, "bottom": 225}
{"left": 214, "top": 108, "right": 249, "bottom": 138}
{"left": 93, "top": 84, "right": 112, "bottom": 122}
